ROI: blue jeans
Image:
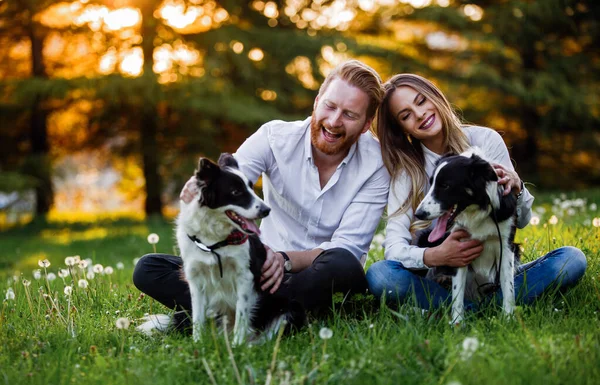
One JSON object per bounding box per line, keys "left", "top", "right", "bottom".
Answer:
{"left": 366, "top": 246, "right": 587, "bottom": 310}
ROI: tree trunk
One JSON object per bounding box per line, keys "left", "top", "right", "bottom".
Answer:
{"left": 139, "top": 3, "right": 163, "bottom": 217}
{"left": 27, "top": 23, "right": 53, "bottom": 215}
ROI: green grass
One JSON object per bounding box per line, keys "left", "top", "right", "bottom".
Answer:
{"left": 0, "top": 191, "right": 599, "bottom": 385}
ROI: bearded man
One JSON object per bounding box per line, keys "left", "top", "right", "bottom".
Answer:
{"left": 133, "top": 60, "right": 390, "bottom": 318}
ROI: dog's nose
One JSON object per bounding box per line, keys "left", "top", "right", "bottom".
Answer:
{"left": 258, "top": 205, "right": 271, "bottom": 218}
{"left": 415, "top": 208, "right": 428, "bottom": 220}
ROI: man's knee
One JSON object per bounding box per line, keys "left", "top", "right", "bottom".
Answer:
{"left": 132, "top": 254, "right": 156, "bottom": 292}
{"left": 315, "top": 248, "right": 362, "bottom": 272}
{"left": 313, "top": 248, "right": 367, "bottom": 291}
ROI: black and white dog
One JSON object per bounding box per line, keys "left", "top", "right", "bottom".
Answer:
{"left": 415, "top": 148, "right": 519, "bottom": 324}
{"left": 138, "top": 154, "right": 304, "bottom": 344}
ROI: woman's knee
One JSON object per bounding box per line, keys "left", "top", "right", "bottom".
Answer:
{"left": 558, "top": 246, "right": 587, "bottom": 284}
{"left": 365, "top": 260, "right": 411, "bottom": 300}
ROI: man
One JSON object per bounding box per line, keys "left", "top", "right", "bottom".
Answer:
{"left": 133, "top": 60, "right": 390, "bottom": 320}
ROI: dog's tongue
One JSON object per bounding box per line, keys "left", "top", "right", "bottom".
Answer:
{"left": 241, "top": 217, "right": 261, "bottom": 236}
{"left": 428, "top": 211, "right": 452, "bottom": 243}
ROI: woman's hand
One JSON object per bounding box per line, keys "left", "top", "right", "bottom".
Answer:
{"left": 492, "top": 163, "right": 522, "bottom": 196}
{"left": 180, "top": 176, "right": 199, "bottom": 203}
{"left": 424, "top": 230, "right": 483, "bottom": 267}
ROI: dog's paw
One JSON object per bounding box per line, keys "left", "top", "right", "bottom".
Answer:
{"left": 232, "top": 332, "right": 246, "bottom": 347}
{"left": 450, "top": 313, "right": 464, "bottom": 327}
{"left": 193, "top": 331, "right": 201, "bottom": 342}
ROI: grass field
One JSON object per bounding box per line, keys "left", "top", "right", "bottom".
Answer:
{"left": 0, "top": 190, "right": 599, "bottom": 385}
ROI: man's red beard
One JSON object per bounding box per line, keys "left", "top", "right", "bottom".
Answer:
{"left": 310, "top": 112, "right": 356, "bottom": 156}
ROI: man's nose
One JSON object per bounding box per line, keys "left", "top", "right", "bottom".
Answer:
{"left": 328, "top": 110, "right": 343, "bottom": 127}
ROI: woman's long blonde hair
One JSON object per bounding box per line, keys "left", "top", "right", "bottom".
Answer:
{"left": 375, "top": 74, "right": 470, "bottom": 232}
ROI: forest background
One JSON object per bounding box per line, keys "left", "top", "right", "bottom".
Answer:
{"left": 0, "top": 0, "right": 598, "bottom": 221}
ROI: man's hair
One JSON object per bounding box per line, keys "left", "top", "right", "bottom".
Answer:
{"left": 317, "top": 60, "right": 384, "bottom": 121}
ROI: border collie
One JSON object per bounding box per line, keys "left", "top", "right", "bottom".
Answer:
{"left": 138, "top": 154, "right": 304, "bottom": 344}
{"left": 415, "top": 148, "right": 519, "bottom": 324}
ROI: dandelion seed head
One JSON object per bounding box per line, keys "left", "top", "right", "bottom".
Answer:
{"left": 115, "top": 317, "right": 131, "bottom": 329}
{"left": 64, "top": 286, "right": 73, "bottom": 296}
{"left": 548, "top": 215, "right": 558, "bottom": 225}
{"left": 590, "top": 203, "right": 597, "bottom": 211}
{"left": 38, "top": 259, "right": 51, "bottom": 268}
{"left": 93, "top": 264, "right": 104, "bottom": 274}
{"left": 86, "top": 271, "right": 95, "bottom": 280}
{"left": 529, "top": 216, "right": 540, "bottom": 226}
{"left": 58, "top": 269, "right": 70, "bottom": 278}
{"left": 147, "top": 233, "right": 160, "bottom": 244}
{"left": 461, "top": 336, "right": 479, "bottom": 360}
{"left": 22, "top": 279, "right": 31, "bottom": 287}
{"left": 47, "top": 273, "right": 56, "bottom": 281}
{"left": 593, "top": 218, "right": 600, "bottom": 227}
{"left": 33, "top": 270, "right": 42, "bottom": 280}
{"left": 78, "top": 279, "right": 89, "bottom": 289}
{"left": 64, "top": 256, "right": 76, "bottom": 266}
{"left": 319, "top": 327, "right": 333, "bottom": 340}
{"left": 104, "top": 266, "right": 114, "bottom": 275}
{"left": 5, "top": 288, "right": 15, "bottom": 300}
{"left": 116, "top": 262, "right": 124, "bottom": 270}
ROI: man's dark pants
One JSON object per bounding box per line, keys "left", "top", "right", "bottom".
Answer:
{"left": 132, "top": 247, "right": 368, "bottom": 326}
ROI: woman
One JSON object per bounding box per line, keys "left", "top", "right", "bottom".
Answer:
{"left": 366, "top": 74, "right": 586, "bottom": 311}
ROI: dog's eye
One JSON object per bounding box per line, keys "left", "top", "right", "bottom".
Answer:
{"left": 440, "top": 183, "right": 450, "bottom": 190}
{"left": 231, "top": 189, "right": 242, "bottom": 196}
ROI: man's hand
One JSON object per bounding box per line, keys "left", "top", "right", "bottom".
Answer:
{"left": 260, "top": 246, "right": 284, "bottom": 294}
{"left": 492, "top": 163, "right": 522, "bottom": 196}
{"left": 424, "top": 230, "right": 483, "bottom": 267}
{"left": 180, "top": 176, "right": 199, "bottom": 203}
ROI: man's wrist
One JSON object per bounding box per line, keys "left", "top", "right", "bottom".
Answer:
{"left": 278, "top": 251, "right": 293, "bottom": 272}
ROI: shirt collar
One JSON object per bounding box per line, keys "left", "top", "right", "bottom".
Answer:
{"left": 304, "top": 117, "right": 359, "bottom": 167}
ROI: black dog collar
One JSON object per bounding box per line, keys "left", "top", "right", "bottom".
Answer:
{"left": 187, "top": 231, "right": 248, "bottom": 278}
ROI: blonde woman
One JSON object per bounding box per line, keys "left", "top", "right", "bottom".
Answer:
{"left": 366, "top": 74, "right": 586, "bottom": 311}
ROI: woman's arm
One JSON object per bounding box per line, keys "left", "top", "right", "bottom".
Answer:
{"left": 473, "top": 127, "right": 534, "bottom": 228}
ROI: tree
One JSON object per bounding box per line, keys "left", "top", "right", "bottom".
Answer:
{"left": 0, "top": 0, "right": 58, "bottom": 215}
{"left": 362, "top": 0, "right": 600, "bottom": 187}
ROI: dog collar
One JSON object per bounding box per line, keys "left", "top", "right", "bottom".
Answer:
{"left": 186, "top": 231, "right": 249, "bottom": 278}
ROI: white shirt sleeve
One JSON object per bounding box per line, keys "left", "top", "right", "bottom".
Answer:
{"left": 383, "top": 172, "right": 428, "bottom": 269}
{"left": 232, "top": 123, "right": 275, "bottom": 184}
{"left": 317, "top": 163, "right": 390, "bottom": 258}
{"left": 474, "top": 128, "right": 534, "bottom": 228}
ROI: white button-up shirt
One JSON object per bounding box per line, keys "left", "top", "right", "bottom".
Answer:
{"left": 234, "top": 117, "right": 390, "bottom": 259}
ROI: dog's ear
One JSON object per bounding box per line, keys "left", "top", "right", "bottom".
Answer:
{"left": 218, "top": 153, "right": 239, "bottom": 169}
{"left": 469, "top": 154, "right": 497, "bottom": 182}
{"left": 196, "top": 157, "right": 220, "bottom": 184}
